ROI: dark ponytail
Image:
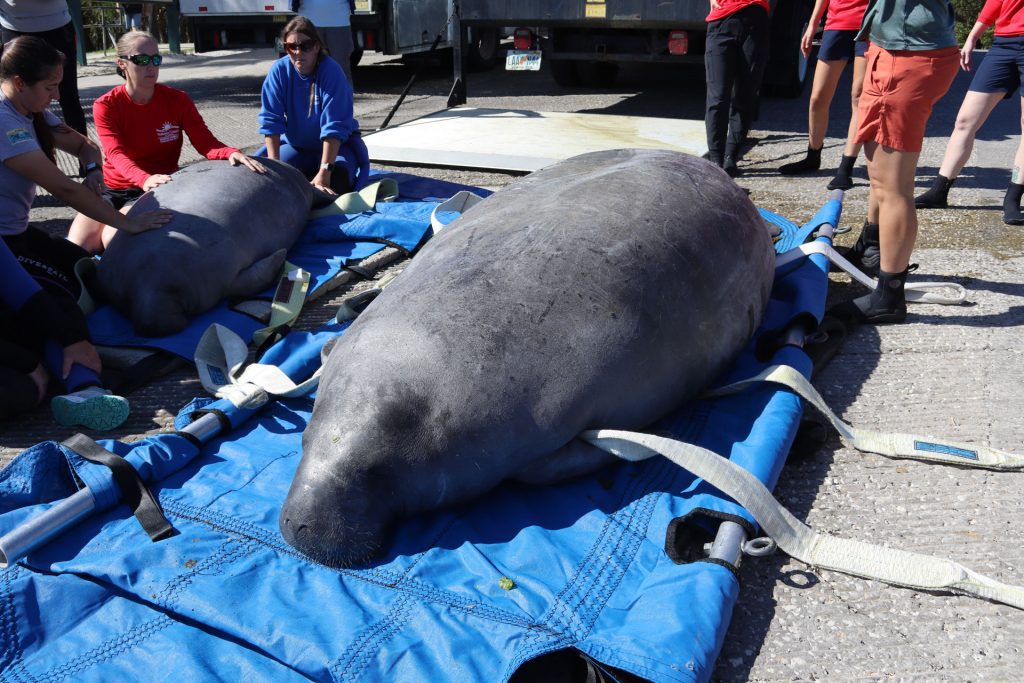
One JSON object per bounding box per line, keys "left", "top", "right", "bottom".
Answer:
{"left": 0, "top": 36, "right": 66, "bottom": 162}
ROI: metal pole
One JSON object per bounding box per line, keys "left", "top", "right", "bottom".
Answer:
{"left": 0, "top": 410, "right": 228, "bottom": 569}
{"left": 447, "top": 1, "right": 466, "bottom": 108}
{"left": 67, "top": 0, "right": 87, "bottom": 66}
{"left": 167, "top": 1, "right": 182, "bottom": 54}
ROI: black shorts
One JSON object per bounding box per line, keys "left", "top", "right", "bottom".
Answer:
{"left": 818, "top": 30, "right": 868, "bottom": 62}
{"left": 969, "top": 35, "right": 1024, "bottom": 99}
{"left": 102, "top": 186, "right": 145, "bottom": 210}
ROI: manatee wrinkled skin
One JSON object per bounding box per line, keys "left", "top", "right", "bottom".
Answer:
{"left": 96, "top": 158, "right": 314, "bottom": 336}
{"left": 283, "top": 149, "right": 776, "bottom": 567}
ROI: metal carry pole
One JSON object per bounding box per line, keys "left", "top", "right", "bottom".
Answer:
{"left": 0, "top": 409, "right": 228, "bottom": 569}
{"left": 703, "top": 188, "right": 842, "bottom": 569}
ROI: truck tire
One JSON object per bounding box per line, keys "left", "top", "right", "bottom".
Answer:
{"left": 764, "top": 0, "right": 813, "bottom": 97}
{"left": 467, "top": 26, "right": 501, "bottom": 71}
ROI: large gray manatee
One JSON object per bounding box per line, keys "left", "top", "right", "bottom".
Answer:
{"left": 283, "top": 149, "right": 776, "bottom": 567}
{"left": 95, "top": 158, "right": 315, "bottom": 337}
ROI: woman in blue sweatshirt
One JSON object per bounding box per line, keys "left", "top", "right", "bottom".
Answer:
{"left": 257, "top": 16, "right": 367, "bottom": 195}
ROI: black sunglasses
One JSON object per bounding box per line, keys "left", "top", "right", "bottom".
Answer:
{"left": 284, "top": 40, "right": 316, "bottom": 54}
{"left": 120, "top": 53, "right": 163, "bottom": 66}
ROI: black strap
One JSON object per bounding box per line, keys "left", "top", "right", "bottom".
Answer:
{"left": 63, "top": 433, "right": 175, "bottom": 542}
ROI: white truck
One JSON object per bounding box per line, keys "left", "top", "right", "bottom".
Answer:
{"left": 179, "top": 0, "right": 501, "bottom": 71}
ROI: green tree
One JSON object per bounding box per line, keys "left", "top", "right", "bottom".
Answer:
{"left": 953, "top": 0, "right": 995, "bottom": 47}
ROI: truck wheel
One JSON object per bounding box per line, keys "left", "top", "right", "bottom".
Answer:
{"left": 467, "top": 27, "right": 501, "bottom": 71}
{"left": 550, "top": 60, "right": 581, "bottom": 87}
{"left": 764, "top": 0, "right": 813, "bottom": 97}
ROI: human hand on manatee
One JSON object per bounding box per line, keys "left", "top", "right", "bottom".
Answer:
{"left": 143, "top": 174, "right": 173, "bottom": 191}
{"left": 311, "top": 169, "right": 337, "bottom": 195}
{"left": 120, "top": 208, "right": 174, "bottom": 234}
{"left": 62, "top": 340, "right": 102, "bottom": 378}
{"left": 229, "top": 152, "right": 268, "bottom": 174}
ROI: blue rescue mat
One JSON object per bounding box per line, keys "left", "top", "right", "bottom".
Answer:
{"left": 0, "top": 194, "right": 835, "bottom": 682}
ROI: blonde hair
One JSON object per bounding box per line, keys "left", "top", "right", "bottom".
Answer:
{"left": 115, "top": 30, "right": 158, "bottom": 79}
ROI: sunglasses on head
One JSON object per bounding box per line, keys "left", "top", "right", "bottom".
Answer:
{"left": 120, "top": 53, "right": 163, "bottom": 66}
{"left": 284, "top": 40, "right": 316, "bottom": 54}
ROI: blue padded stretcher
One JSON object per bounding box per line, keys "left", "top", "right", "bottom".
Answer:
{"left": 0, "top": 186, "right": 839, "bottom": 683}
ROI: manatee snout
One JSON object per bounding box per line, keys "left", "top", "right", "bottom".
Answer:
{"left": 280, "top": 454, "right": 395, "bottom": 567}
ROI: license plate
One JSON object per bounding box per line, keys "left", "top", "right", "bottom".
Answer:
{"left": 506, "top": 50, "right": 542, "bottom": 71}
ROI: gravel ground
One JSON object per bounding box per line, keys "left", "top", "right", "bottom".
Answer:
{"left": 2, "top": 46, "right": 1023, "bottom": 681}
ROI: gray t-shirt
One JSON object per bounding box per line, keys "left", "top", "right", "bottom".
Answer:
{"left": 0, "top": 93, "right": 60, "bottom": 236}
{"left": 0, "top": 0, "right": 70, "bottom": 32}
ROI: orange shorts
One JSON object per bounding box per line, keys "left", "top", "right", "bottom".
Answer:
{"left": 854, "top": 44, "right": 959, "bottom": 153}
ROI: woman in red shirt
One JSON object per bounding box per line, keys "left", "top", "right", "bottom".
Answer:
{"left": 779, "top": 0, "right": 869, "bottom": 190}
{"left": 915, "top": 0, "right": 1024, "bottom": 225}
{"left": 68, "top": 30, "right": 265, "bottom": 253}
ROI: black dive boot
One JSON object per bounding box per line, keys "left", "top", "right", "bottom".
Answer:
{"left": 836, "top": 220, "right": 880, "bottom": 277}
{"left": 828, "top": 267, "right": 909, "bottom": 326}
{"left": 827, "top": 154, "right": 857, "bottom": 190}
{"left": 914, "top": 174, "right": 954, "bottom": 209}
{"left": 779, "top": 146, "right": 822, "bottom": 175}
{"left": 723, "top": 155, "right": 741, "bottom": 178}
{"left": 1003, "top": 182, "right": 1024, "bottom": 225}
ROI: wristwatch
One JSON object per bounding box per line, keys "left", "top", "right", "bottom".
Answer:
{"left": 83, "top": 161, "right": 102, "bottom": 175}
{"left": 320, "top": 162, "right": 335, "bottom": 172}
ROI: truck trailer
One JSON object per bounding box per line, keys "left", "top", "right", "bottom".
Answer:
{"left": 459, "top": 0, "right": 814, "bottom": 95}
{"left": 180, "top": 0, "right": 501, "bottom": 71}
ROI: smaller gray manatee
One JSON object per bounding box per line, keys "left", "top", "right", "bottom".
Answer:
{"left": 96, "top": 158, "right": 315, "bottom": 337}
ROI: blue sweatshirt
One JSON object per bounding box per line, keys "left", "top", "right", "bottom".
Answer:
{"left": 258, "top": 55, "right": 358, "bottom": 151}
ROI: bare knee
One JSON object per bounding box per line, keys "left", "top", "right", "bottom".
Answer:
{"left": 67, "top": 215, "right": 106, "bottom": 254}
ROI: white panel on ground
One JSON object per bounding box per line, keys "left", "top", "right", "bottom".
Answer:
{"left": 363, "top": 107, "right": 709, "bottom": 172}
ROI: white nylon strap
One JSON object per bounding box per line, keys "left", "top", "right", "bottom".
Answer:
{"left": 706, "top": 364, "right": 1024, "bottom": 470}
{"left": 777, "top": 241, "right": 967, "bottom": 305}
{"left": 582, "top": 429, "right": 1024, "bottom": 610}
{"left": 251, "top": 264, "right": 310, "bottom": 349}
{"left": 194, "top": 323, "right": 320, "bottom": 407}
{"left": 431, "top": 191, "right": 485, "bottom": 233}
{"left": 308, "top": 178, "right": 400, "bottom": 219}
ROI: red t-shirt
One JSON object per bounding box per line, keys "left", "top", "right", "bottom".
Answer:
{"left": 94, "top": 83, "right": 238, "bottom": 190}
{"left": 706, "top": 0, "right": 770, "bottom": 24}
{"left": 824, "top": 0, "right": 869, "bottom": 31}
{"left": 977, "top": 0, "right": 1024, "bottom": 36}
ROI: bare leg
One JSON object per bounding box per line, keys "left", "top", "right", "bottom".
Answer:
{"left": 1014, "top": 98, "right": 1024, "bottom": 182}
{"left": 807, "top": 59, "right": 849, "bottom": 149}
{"left": 937, "top": 90, "right": 1004, "bottom": 179}
{"left": 866, "top": 142, "right": 920, "bottom": 271}
{"left": 842, "top": 55, "right": 866, "bottom": 158}
{"left": 67, "top": 214, "right": 107, "bottom": 254}
{"left": 67, "top": 207, "right": 130, "bottom": 254}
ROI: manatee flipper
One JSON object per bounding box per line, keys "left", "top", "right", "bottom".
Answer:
{"left": 512, "top": 439, "right": 619, "bottom": 485}
{"left": 225, "top": 248, "right": 288, "bottom": 298}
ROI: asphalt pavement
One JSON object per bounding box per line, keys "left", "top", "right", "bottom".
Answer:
{"left": 3, "top": 45, "right": 1024, "bottom": 682}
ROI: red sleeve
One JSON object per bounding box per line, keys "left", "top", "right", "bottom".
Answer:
{"left": 977, "top": 0, "right": 1003, "bottom": 27}
{"left": 706, "top": 0, "right": 770, "bottom": 24}
{"left": 177, "top": 90, "right": 238, "bottom": 161}
{"left": 94, "top": 89, "right": 151, "bottom": 188}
